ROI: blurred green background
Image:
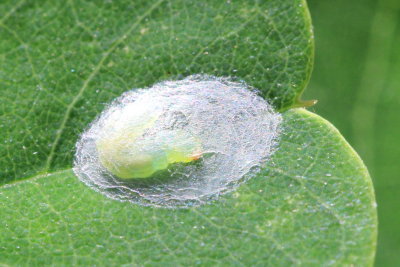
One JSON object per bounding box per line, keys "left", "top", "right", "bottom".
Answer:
{"left": 306, "top": 0, "right": 400, "bottom": 265}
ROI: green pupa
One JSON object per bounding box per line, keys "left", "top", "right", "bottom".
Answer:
{"left": 96, "top": 102, "right": 202, "bottom": 179}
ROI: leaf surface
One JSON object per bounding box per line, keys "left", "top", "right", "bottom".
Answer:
{"left": 0, "top": 109, "right": 377, "bottom": 266}
{"left": 306, "top": 0, "right": 400, "bottom": 264}
{"left": 0, "top": 0, "right": 313, "bottom": 184}
{"left": 0, "top": 0, "right": 377, "bottom": 266}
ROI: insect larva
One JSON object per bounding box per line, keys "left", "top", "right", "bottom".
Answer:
{"left": 96, "top": 106, "right": 202, "bottom": 179}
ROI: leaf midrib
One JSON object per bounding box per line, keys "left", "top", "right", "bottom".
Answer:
{"left": 1, "top": 169, "right": 72, "bottom": 189}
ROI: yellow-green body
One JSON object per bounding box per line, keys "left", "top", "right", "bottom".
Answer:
{"left": 95, "top": 107, "right": 202, "bottom": 179}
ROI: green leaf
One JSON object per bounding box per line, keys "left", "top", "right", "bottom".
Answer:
{"left": 0, "top": 0, "right": 313, "bottom": 185}
{"left": 306, "top": 0, "right": 400, "bottom": 265}
{"left": 0, "top": 109, "right": 377, "bottom": 266}
{"left": 0, "top": 0, "right": 377, "bottom": 265}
